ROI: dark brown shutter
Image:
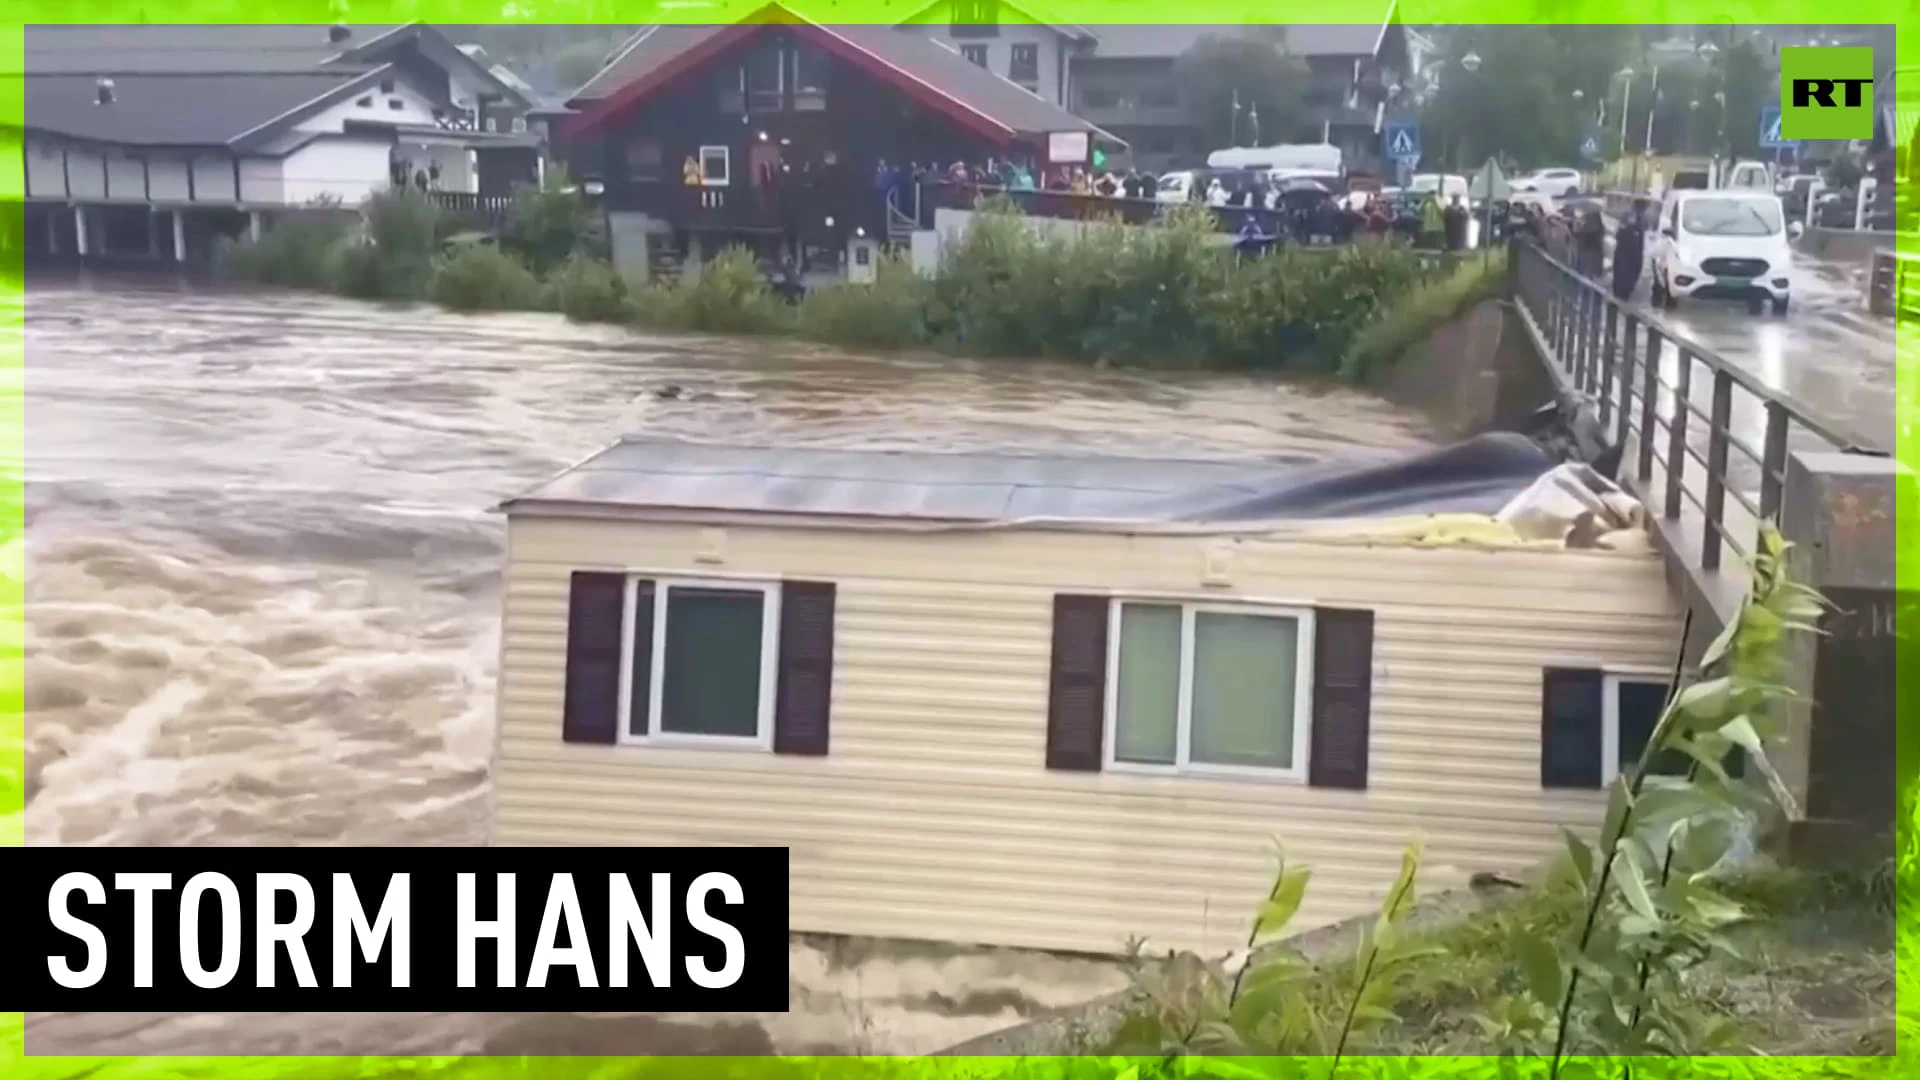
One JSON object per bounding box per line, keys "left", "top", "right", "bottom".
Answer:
{"left": 1309, "top": 607, "right": 1374, "bottom": 789}
{"left": 562, "top": 571, "right": 627, "bottom": 745}
{"left": 1542, "top": 667, "right": 1605, "bottom": 788}
{"left": 774, "top": 580, "right": 837, "bottom": 755}
{"left": 626, "top": 580, "right": 656, "bottom": 738}
{"left": 1046, "top": 594, "right": 1109, "bottom": 771}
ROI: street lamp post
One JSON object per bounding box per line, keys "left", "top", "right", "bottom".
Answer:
{"left": 1617, "top": 67, "right": 1636, "bottom": 189}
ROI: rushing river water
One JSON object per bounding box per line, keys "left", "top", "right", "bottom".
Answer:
{"left": 18, "top": 276, "right": 1435, "bottom": 1055}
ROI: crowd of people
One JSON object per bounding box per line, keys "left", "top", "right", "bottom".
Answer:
{"left": 1505, "top": 197, "right": 1648, "bottom": 300}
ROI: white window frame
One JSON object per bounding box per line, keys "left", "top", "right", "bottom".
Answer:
{"left": 1101, "top": 596, "right": 1317, "bottom": 783}
{"left": 1601, "top": 669, "right": 1680, "bottom": 787}
{"left": 615, "top": 575, "right": 781, "bottom": 752}
{"left": 698, "top": 145, "right": 731, "bottom": 187}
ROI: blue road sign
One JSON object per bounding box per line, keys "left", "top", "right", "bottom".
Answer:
{"left": 1383, "top": 122, "right": 1421, "bottom": 163}
{"left": 1579, "top": 133, "right": 1602, "bottom": 161}
{"left": 1759, "top": 107, "right": 1791, "bottom": 149}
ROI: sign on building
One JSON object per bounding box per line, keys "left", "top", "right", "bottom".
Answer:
{"left": 1047, "top": 131, "right": 1090, "bottom": 165}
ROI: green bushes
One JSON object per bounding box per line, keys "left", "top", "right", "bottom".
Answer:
{"left": 1341, "top": 250, "right": 1510, "bottom": 383}
{"left": 430, "top": 242, "right": 547, "bottom": 312}
{"left": 215, "top": 214, "right": 349, "bottom": 290}
{"left": 223, "top": 195, "right": 1475, "bottom": 376}
{"left": 549, "top": 255, "right": 629, "bottom": 323}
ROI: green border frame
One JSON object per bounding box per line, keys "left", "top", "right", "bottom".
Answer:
{"left": 0, "top": 2, "right": 1911, "bottom": 1076}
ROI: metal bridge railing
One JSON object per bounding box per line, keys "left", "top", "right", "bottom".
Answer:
{"left": 1510, "top": 241, "right": 1878, "bottom": 591}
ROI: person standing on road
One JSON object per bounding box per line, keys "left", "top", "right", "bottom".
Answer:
{"left": 1611, "top": 199, "right": 1648, "bottom": 301}
{"left": 1574, "top": 209, "right": 1607, "bottom": 278}
{"left": 1418, "top": 192, "right": 1445, "bottom": 249}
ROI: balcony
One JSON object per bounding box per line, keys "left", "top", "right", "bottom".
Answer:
{"left": 918, "top": 181, "right": 1287, "bottom": 235}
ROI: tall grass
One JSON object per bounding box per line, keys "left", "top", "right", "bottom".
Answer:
{"left": 1340, "top": 249, "right": 1511, "bottom": 383}
{"left": 215, "top": 214, "right": 350, "bottom": 290}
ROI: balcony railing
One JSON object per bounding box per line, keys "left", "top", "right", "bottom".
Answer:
{"left": 917, "top": 181, "right": 1290, "bottom": 235}
{"left": 1510, "top": 239, "right": 1878, "bottom": 617}
{"left": 425, "top": 191, "right": 515, "bottom": 223}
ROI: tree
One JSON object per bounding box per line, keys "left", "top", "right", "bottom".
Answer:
{"left": 1173, "top": 34, "right": 1309, "bottom": 150}
{"left": 1419, "top": 26, "right": 1634, "bottom": 169}
{"left": 1718, "top": 40, "right": 1767, "bottom": 159}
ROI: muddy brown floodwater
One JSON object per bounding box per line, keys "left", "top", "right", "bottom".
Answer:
{"left": 18, "top": 275, "right": 1435, "bottom": 1057}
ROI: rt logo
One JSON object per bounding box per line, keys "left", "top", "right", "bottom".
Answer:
{"left": 1779, "top": 46, "right": 1875, "bottom": 140}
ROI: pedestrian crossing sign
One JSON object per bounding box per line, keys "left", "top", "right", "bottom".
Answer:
{"left": 1580, "top": 135, "right": 1601, "bottom": 161}
{"left": 1383, "top": 122, "right": 1421, "bottom": 163}
{"left": 1759, "top": 107, "right": 1790, "bottom": 148}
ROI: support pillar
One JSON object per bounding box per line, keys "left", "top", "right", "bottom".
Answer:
{"left": 248, "top": 211, "right": 263, "bottom": 242}
{"left": 73, "top": 205, "right": 88, "bottom": 256}
{"left": 682, "top": 233, "right": 705, "bottom": 283}
{"left": 47, "top": 209, "right": 60, "bottom": 256}
{"left": 172, "top": 209, "right": 187, "bottom": 264}
{"left": 1776, "top": 450, "right": 1914, "bottom": 864}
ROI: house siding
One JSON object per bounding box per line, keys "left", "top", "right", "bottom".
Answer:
{"left": 279, "top": 136, "right": 394, "bottom": 206}
{"left": 237, "top": 156, "right": 284, "bottom": 205}
{"left": 191, "top": 154, "right": 238, "bottom": 203}
{"left": 148, "top": 156, "right": 192, "bottom": 202}
{"left": 65, "top": 145, "right": 106, "bottom": 200}
{"left": 492, "top": 517, "right": 1682, "bottom": 957}
{"left": 104, "top": 150, "right": 146, "bottom": 201}
{"left": 25, "top": 139, "right": 65, "bottom": 198}
{"left": 291, "top": 75, "right": 439, "bottom": 135}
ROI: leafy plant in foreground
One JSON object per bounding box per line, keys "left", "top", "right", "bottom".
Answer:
{"left": 1480, "top": 525, "right": 1824, "bottom": 1070}
{"left": 1109, "top": 842, "right": 1431, "bottom": 1064}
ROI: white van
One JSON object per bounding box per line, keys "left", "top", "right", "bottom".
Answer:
{"left": 1409, "top": 172, "right": 1470, "bottom": 204}
{"left": 1649, "top": 190, "right": 1794, "bottom": 315}
{"left": 1721, "top": 160, "right": 1773, "bottom": 192}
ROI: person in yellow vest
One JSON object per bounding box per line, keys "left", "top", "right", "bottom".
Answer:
{"left": 1418, "top": 192, "right": 1445, "bottom": 249}
{"left": 682, "top": 155, "right": 701, "bottom": 186}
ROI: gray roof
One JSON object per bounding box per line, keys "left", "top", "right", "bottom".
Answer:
{"left": 22, "top": 70, "right": 375, "bottom": 146}
{"left": 23, "top": 24, "right": 400, "bottom": 75}
{"left": 832, "top": 24, "right": 1114, "bottom": 140}
{"left": 1074, "top": 22, "right": 1390, "bottom": 61}
{"left": 500, "top": 434, "right": 1557, "bottom": 526}
{"left": 570, "top": 19, "right": 1116, "bottom": 143}
{"left": 572, "top": 23, "right": 731, "bottom": 101}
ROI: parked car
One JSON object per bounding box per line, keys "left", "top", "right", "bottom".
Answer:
{"left": 1408, "top": 172, "right": 1470, "bottom": 204}
{"left": 1650, "top": 190, "right": 1795, "bottom": 315}
{"left": 1515, "top": 167, "right": 1583, "bottom": 198}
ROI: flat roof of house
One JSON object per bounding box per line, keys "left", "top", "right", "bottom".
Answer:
{"left": 499, "top": 435, "right": 1557, "bottom": 527}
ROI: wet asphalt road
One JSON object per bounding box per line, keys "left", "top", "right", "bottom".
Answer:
{"left": 1596, "top": 221, "right": 1899, "bottom": 453}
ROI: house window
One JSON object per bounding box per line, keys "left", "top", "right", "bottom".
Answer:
{"left": 716, "top": 67, "right": 746, "bottom": 113}
{"left": 624, "top": 137, "right": 664, "bottom": 182}
{"left": 699, "top": 145, "right": 731, "bottom": 186}
{"left": 387, "top": 98, "right": 405, "bottom": 111}
{"left": 356, "top": 95, "right": 373, "bottom": 108}
{"left": 1140, "top": 85, "right": 1178, "bottom": 109}
{"left": 511, "top": 116, "right": 528, "bottom": 134}
{"left": 790, "top": 43, "right": 828, "bottom": 111}
{"left": 1009, "top": 43, "right": 1039, "bottom": 90}
{"left": 746, "top": 38, "right": 784, "bottom": 111}
{"left": 617, "top": 578, "right": 779, "bottom": 748}
{"left": 1081, "top": 86, "right": 1119, "bottom": 109}
{"left": 960, "top": 44, "right": 989, "bottom": 68}
{"left": 379, "top": 79, "right": 396, "bottom": 94}
{"left": 1105, "top": 600, "right": 1314, "bottom": 779}
{"left": 1603, "top": 675, "right": 1691, "bottom": 784}
{"left": 951, "top": 0, "right": 1000, "bottom": 37}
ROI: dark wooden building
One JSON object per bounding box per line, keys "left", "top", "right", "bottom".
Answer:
{"left": 562, "top": 5, "right": 1121, "bottom": 280}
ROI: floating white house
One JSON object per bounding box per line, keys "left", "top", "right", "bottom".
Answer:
{"left": 488, "top": 436, "right": 1691, "bottom": 957}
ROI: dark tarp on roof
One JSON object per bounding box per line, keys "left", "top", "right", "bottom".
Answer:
{"left": 22, "top": 24, "right": 398, "bottom": 75}
{"left": 502, "top": 432, "right": 1557, "bottom": 525}
{"left": 569, "top": 19, "right": 1115, "bottom": 144}
{"left": 21, "top": 71, "right": 371, "bottom": 146}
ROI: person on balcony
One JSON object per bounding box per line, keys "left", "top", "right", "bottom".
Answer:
{"left": 685, "top": 156, "right": 703, "bottom": 186}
